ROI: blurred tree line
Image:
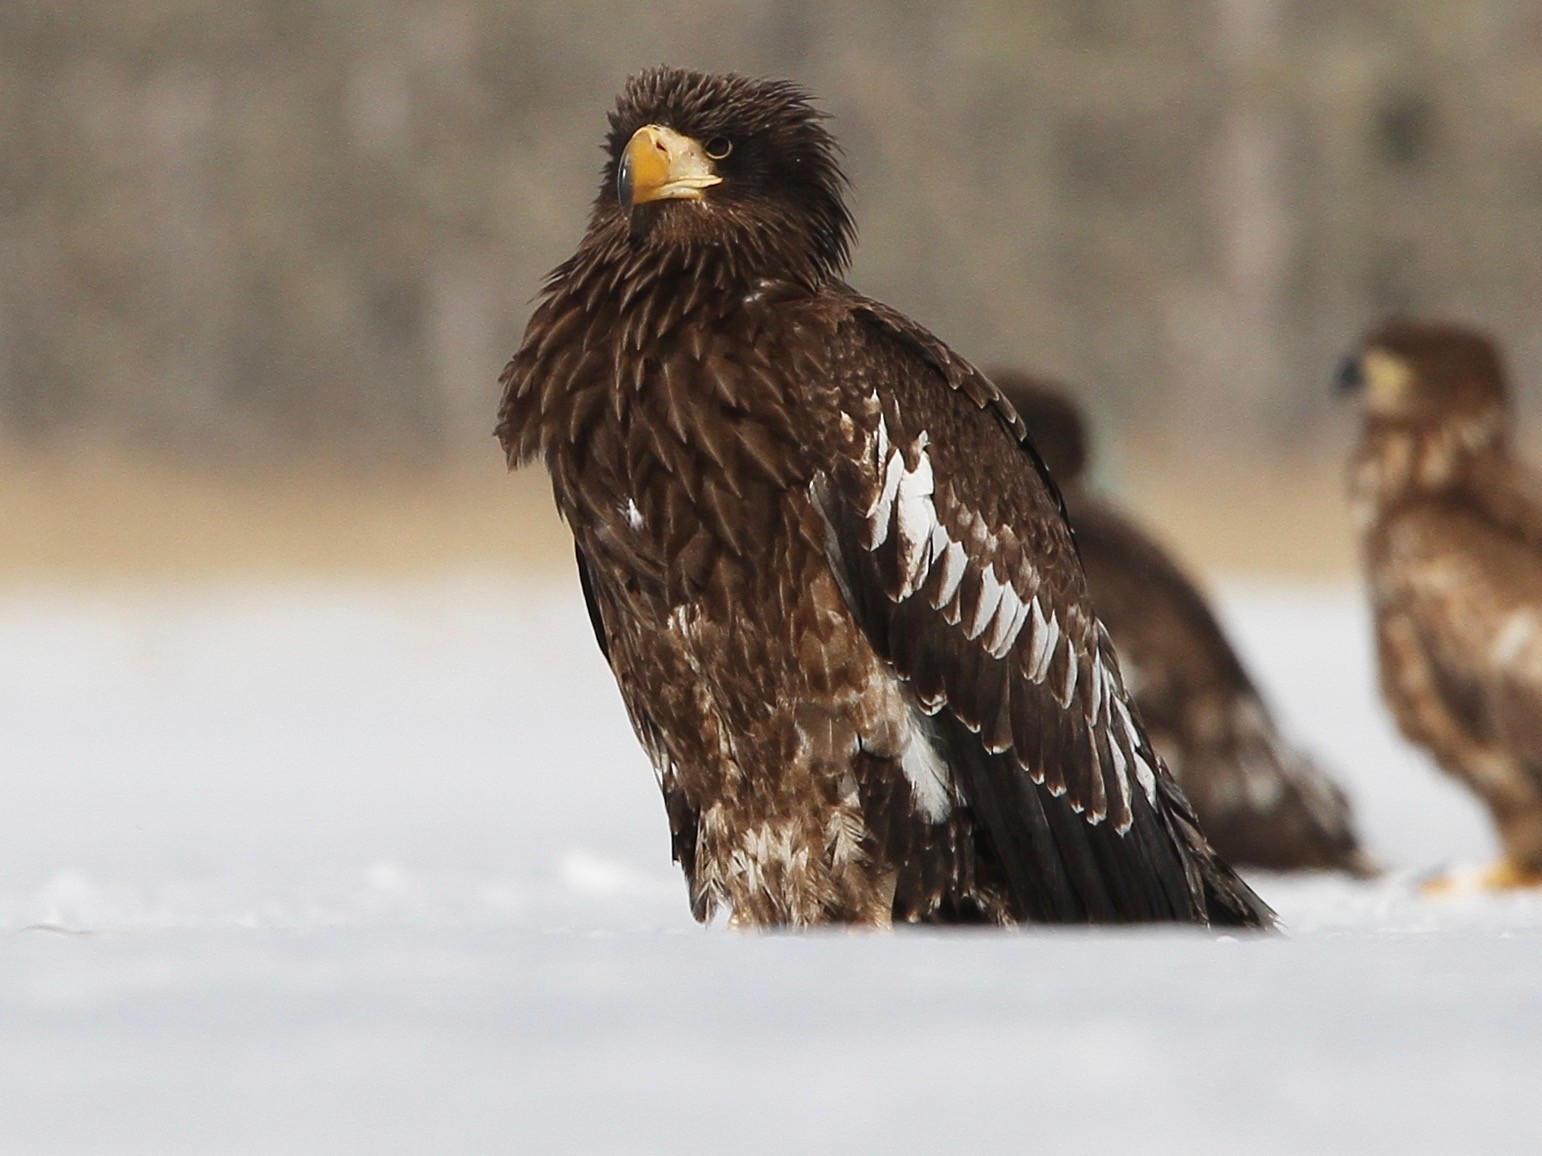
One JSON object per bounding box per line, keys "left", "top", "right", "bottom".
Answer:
{"left": 3, "top": 0, "right": 1541, "bottom": 461}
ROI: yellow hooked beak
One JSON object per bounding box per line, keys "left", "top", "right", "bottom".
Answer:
{"left": 618, "top": 124, "right": 722, "bottom": 211}
{"left": 1360, "top": 348, "right": 1415, "bottom": 414}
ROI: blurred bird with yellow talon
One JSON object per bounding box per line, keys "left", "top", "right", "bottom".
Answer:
{"left": 992, "top": 369, "right": 1372, "bottom": 875}
{"left": 1420, "top": 859, "right": 1542, "bottom": 897}
{"left": 1339, "top": 320, "right": 1542, "bottom": 894}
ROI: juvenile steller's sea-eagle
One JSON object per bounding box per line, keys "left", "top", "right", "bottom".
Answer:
{"left": 1341, "top": 320, "right": 1542, "bottom": 891}
{"left": 497, "top": 67, "right": 1272, "bottom": 928}
{"left": 993, "top": 369, "right": 1370, "bottom": 873}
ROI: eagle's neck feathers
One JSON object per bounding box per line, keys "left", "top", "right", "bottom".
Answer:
{"left": 499, "top": 219, "right": 802, "bottom": 468}
{"left": 1349, "top": 410, "right": 1506, "bottom": 529}
{"left": 498, "top": 215, "right": 835, "bottom": 611}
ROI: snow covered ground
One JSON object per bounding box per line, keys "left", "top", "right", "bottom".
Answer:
{"left": 2, "top": 577, "right": 1539, "bottom": 1153}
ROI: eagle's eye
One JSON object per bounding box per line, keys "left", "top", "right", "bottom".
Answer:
{"left": 704, "top": 136, "right": 733, "bottom": 161}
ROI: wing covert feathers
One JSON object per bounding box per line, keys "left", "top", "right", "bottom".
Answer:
{"left": 815, "top": 301, "right": 1273, "bottom": 926}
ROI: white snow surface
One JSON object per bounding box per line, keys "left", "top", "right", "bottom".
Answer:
{"left": 2, "top": 577, "right": 1540, "bottom": 1153}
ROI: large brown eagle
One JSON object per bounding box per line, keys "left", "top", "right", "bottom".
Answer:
{"left": 992, "top": 369, "right": 1370, "bottom": 873}
{"left": 497, "top": 67, "right": 1271, "bottom": 928}
{"left": 1341, "top": 320, "right": 1542, "bottom": 891}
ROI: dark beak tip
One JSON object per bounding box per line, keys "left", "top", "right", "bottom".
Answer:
{"left": 617, "top": 153, "right": 634, "bottom": 213}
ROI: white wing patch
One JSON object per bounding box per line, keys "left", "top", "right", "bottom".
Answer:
{"left": 984, "top": 585, "right": 1030, "bottom": 659}
{"left": 867, "top": 446, "right": 905, "bottom": 549}
{"left": 1131, "top": 751, "right": 1158, "bottom": 804}
{"left": 855, "top": 412, "right": 1162, "bottom": 825}
{"left": 894, "top": 436, "right": 937, "bottom": 597}
{"left": 1058, "top": 642, "right": 1079, "bottom": 710}
{"left": 1026, "top": 600, "right": 1059, "bottom": 683}
{"left": 965, "top": 565, "right": 1007, "bottom": 640}
{"left": 1111, "top": 691, "right": 1157, "bottom": 806}
{"left": 900, "top": 707, "right": 954, "bottom": 822}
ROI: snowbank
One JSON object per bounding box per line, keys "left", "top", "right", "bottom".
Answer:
{"left": 1, "top": 579, "right": 1537, "bottom": 1153}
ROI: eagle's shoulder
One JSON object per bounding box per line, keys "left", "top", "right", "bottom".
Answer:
{"left": 812, "top": 287, "right": 1072, "bottom": 532}
{"left": 833, "top": 293, "right": 1034, "bottom": 451}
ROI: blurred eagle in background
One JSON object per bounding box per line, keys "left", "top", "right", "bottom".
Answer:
{"left": 1341, "top": 321, "right": 1542, "bottom": 891}
{"left": 993, "top": 370, "right": 1370, "bottom": 873}
{"left": 497, "top": 67, "right": 1271, "bottom": 928}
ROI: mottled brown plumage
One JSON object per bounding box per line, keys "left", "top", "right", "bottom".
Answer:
{"left": 497, "top": 67, "right": 1271, "bottom": 927}
{"left": 1342, "top": 320, "right": 1542, "bottom": 889}
{"left": 993, "top": 369, "right": 1369, "bottom": 873}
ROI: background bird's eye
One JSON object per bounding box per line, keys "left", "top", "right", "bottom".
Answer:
{"left": 704, "top": 137, "right": 733, "bottom": 160}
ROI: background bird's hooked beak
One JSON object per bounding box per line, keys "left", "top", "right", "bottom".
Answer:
{"left": 1338, "top": 348, "right": 1417, "bottom": 415}
{"left": 1334, "top": 354, "right": 1366, "bottom": 395}
{"left": 618, "top": 124, "right": 722, "bottom": 213}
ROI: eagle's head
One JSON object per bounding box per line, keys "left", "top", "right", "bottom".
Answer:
{"left": 1337, "top": 320, "right": 1510, "bottom": 445}
{"left": 592, "top": 67, "right": 854, "bottom": 287}
{"left": 988, "top": 368, "right": 1089, "bottom": 485}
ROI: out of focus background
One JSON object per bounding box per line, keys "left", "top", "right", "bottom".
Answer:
{"left": 8, "top": 9, "right": 1542, "bottom": 1151}
{"left": 6, "top": 0, "right": 1542, "bottom": 582}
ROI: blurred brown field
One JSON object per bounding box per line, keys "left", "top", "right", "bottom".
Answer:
{"left": 19, "top": 0, "right": 1538, "bottom": 595}
{"left": 0, "top": 440, "right": 1357, "bottom": 589}
{"left": 8, "top": 1, "right": 1542, "bottom": 472}
{"left": 0, "top": 443, "right": 567, "bottom": 587}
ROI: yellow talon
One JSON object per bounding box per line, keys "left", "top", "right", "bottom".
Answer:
{"left": 1420, "top": 859, "right": 1542, "bottom": 896}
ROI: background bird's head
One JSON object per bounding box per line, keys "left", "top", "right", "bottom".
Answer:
{"left": 1336, "top": 320, "right": 1510, "bottom": 440}
{"left": 988, "top": 368, "right": 1089, "bottom": 485}
{"left": 593, "top": 67, "right": 854, "bottom": 286}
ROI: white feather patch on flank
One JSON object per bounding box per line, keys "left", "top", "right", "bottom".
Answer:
{"left": 724, "top": 821, "right": 807, "bottom": 902}
{"left": 824, "top": 806, "right": 868, "bottom": 870}
{"left": 1492, "top": 609, "right": 1539, "bottom": 669}
{"left": 899, "top": 708, "right": 953, "bottom": 822}
{"left": 624, "top": 498, "right": 645, "bottom": 530}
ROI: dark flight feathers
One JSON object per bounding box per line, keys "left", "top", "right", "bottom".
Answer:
{"left": 812, "top": 310, "right": 1269, "bottom": 921}
{"left": 994, "top": 370, "right": 1369, "bottom": 874}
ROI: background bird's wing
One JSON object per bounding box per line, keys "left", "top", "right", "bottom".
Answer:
{"left": 1068, "top": 492, "right": 1366, "bottom": 872}
{"left": 1388, "top": 505, "right": 1542, "bottom": 788}
{"left": 1063, "top": 492, "right": 1254, "bottom": 715}
{"left": 1470, "top": 453, "right": 1542, "bottom": 551}
{"left": 809, "top": 294, "right": 1270, "bottom": 925}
